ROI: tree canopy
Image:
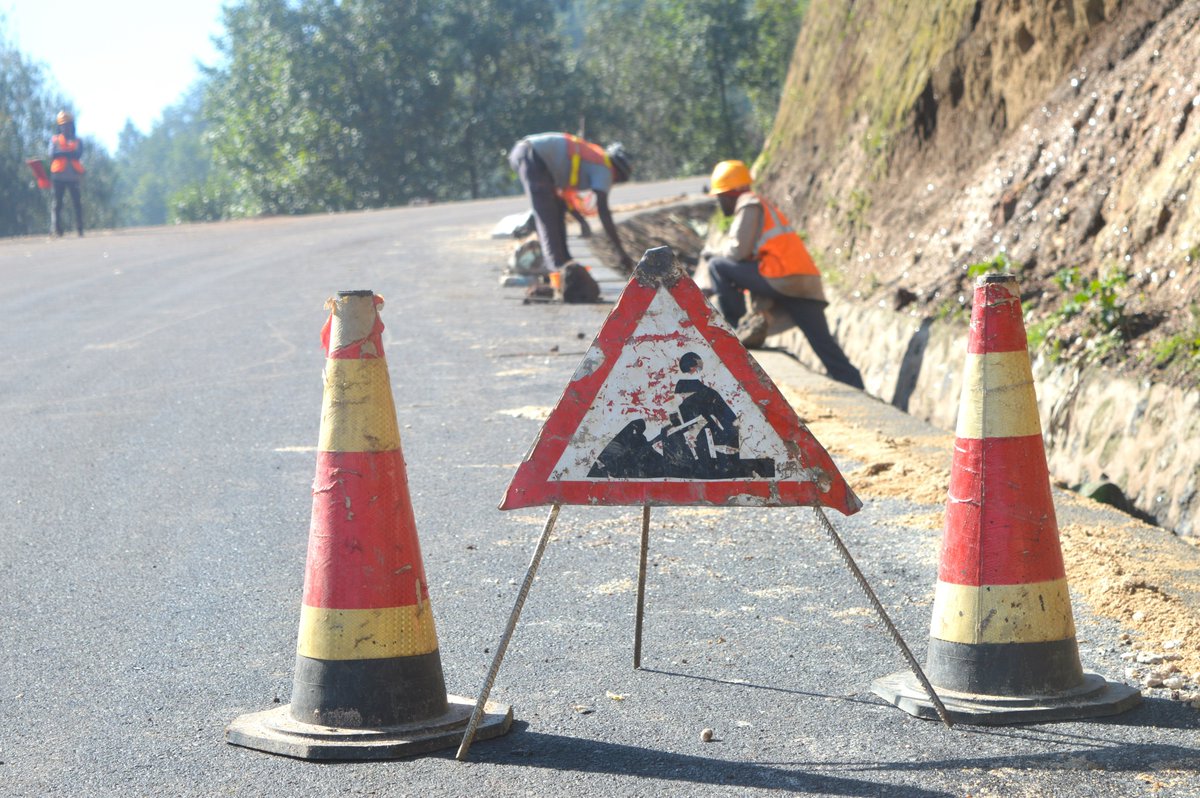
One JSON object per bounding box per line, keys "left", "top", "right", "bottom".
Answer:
{"left": 1, "top": 1, "right": 806, "bottom": 237}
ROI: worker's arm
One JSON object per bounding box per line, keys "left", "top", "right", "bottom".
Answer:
{"left": 699, "top": 201, "right": 763, "bottom": 266}
{"left": 715, "top": 202, "right": 762, "bottom": 261}
{"left": 595, "top": 190, "right": 635, "bottom": 272}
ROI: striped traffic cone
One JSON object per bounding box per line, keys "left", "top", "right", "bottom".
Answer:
{"left": 872, "top": 274, "right": 1140, "bottom": 723}
{"left": 226, "top": 290, "right": 512, "bottom": 759}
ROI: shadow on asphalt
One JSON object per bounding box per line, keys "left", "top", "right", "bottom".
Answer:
{"left": 755, "top": 699, "right": 1200, "bottom": 773}
{"left": 640, "top": 666, "right": 880, "bottom": 708}
{"left": 766, "top": 739, "right": 1200, "bottom": 776}
{"left": 456, "top": 683, "right": 1197, "bottom": 793}
{"left": 466, "top": 723, "right": 954, "bottom": 797}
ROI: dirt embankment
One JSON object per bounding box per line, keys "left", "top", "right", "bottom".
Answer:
{"left": 758, "top": 1, "right": 1199, "bottom": 388}
{"left": 631, "top": 0, "right": 1200, "bottom": 536}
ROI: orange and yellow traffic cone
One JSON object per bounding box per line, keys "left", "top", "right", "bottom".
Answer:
{"left": 226, "top": 290, "right": 511, "bottom": 759}
{"left": 873, "top": 274, "right": 1141, "bottom": 723}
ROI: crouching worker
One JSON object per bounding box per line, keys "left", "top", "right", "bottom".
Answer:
{"left": 701, "top": 160, "right": 863, "bottom": 389}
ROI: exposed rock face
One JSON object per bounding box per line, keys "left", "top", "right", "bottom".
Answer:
{"left": 749, "top": 0, "right": 1200, "bottom": 535}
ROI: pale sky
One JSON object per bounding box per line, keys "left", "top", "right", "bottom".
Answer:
{"left": 1, "top": 0, "right": 228, "bottom": 153}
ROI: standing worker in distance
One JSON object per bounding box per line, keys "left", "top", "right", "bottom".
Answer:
{"left": 48, "top": 110, "right": 85, "bottom": 237}
{"left": 701, "top": 160, "right": 863, "bottom": 389}
{"left": 509, "top": 132, "right": 635, "bottom": 274}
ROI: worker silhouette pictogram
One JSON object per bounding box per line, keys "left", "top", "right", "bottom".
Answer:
{"left": 589, "top": 352, "right": 775, "bottom": 480}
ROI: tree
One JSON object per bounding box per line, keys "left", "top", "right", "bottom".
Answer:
{"left": 576, "top": 0, "right": 746, "bottom": 177}
{"left": 123, "top": 0, "right": 808, "bottom": 223}
{"left": 203, "top": 0, "right": 458, "bottom": 213}
{"left": 0, "top": 27, "right": 60, "bottom": 237}
{"left": 116, "top": 85, "right": 212, "bottom": 226}
{"left": 576, "top": 0, "right": 805, "bottom": 178}
{"left": 438, "top": 0, "right": 581, "bottom": 199}
{"left": 741, "top": 0, "right": 808, "bottom": 137}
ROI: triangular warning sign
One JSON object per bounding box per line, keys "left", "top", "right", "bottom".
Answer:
{"left": 501, "top": 248, "right": 861, "bottom": 516}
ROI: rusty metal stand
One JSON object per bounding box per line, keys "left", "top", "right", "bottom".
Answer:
{"left": 633, "top": 505, "right": 651, "bottom": 668}
{"left": 812, "top": 506, "right": 954, "bottom": 728}
{"left": 457, "top": 504, "right": 562, "bottom": 761}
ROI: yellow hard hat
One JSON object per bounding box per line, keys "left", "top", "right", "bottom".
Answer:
{"left": 709, "top": 160, "right": 752, "bottom": 194}
{"left": 56, "top": 110, "right": 73, "bottom": 125}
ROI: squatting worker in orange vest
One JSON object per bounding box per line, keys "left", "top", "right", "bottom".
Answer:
{"left": 49, "top": 110, "right": 85, "bottom": 237}
{"left": 702, "top": 160, "right": 863, "bottom": 389}
{"left": 508, "top": 132, "right": 635, "bottom": 273}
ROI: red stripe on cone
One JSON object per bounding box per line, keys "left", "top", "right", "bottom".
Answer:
{"left": 304, "top": 449, "right": 429, "bottom": 610}
{"left": 938, "top": 435, "right": 1066, "bottom": 586}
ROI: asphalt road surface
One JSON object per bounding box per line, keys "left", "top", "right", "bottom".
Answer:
{"left": 2, "top": 180, "right": 1198, "bottom": 797}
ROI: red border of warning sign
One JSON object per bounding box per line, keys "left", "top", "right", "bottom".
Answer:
{"left": 499, "top": 259, "right": 861, "bottom": 515}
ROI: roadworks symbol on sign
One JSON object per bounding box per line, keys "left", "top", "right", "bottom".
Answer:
{"left": 500, "top": 247, "right": 861, "bottom": 515}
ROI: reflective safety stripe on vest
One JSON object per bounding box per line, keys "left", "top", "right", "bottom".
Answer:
{"left": 565, "top": 133, "right": 611, "bottom": 189}
{"left": 755, "top": 195, "right": 818, "bottom": 278}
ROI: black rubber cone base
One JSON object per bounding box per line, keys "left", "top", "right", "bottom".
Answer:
{"left": 225, "top": 694, "right": 512, "bottom": 760}
{"left": 872, "top": 671, "right": 1141, "bottom": 725}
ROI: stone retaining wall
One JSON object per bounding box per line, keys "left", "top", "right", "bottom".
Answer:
{"left": 773, "top": 296, "right": 1199, "bottom": 538}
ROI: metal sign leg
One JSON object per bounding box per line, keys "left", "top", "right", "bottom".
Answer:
{"left": 633, "top": 505, "right": 651, "bottom": 669}
{"left": 812, "top": 506, "right": 954, "bottom": 729}
{"left": 457, "top": 504, "right": 562, "bottom": 761}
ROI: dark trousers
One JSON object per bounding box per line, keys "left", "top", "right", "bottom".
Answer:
{"left": 509, "top": 140, "right": 571, "bottom": 268}
{"left": 707, "top": 256, "right": 864, "bottom": 389}
{"left": 52, "top": 181, "right": 83, "bottom": 236}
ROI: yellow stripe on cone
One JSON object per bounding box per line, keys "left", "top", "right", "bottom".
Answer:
{"left": 319, "top": 359, "right": 402, "bottom": 453}
{"left": 955, "top": 351, "right": 1042, "bottom": 439}
{"left": 929, "top": 579, "right": 1076, "bottom": 645}
{"left": 298, "top": 605, "right": 440, "bottom": 660}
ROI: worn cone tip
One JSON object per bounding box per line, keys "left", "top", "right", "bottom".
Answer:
{"left": 870, "top": 269, "right": 1141, "bottom": 724}
{"left": 968, "top": 272, "right": 1027, "bottom": 355}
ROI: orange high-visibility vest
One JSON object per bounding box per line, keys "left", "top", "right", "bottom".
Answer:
{"left": 564, "top": 133, "right": 611, "bottom": 189}
{"left": 50, "top": 135, "right": 85, "bottom": 175}
{"left": 754, "top": 194, "right": 817, "bottom": 278}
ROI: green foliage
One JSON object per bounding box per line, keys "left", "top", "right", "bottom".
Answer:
{"left": 1028, "top": 265, "right": 1131, "bottom": 362}
{"left": 1151, "top": 331, "right": 1200, "bottom": 369}
{"left": 1149, "top": 305, "right": 1200, "bottom": 372}
{"left": 0, "top": 27, "right": 62, "bottom": 236}
{"left": 79, "top": 143, "right": 119, "bottom": 230}
{"left": 200, "top": 0, "right": 580, "bottom": 214}
{"left": 965, "top": 252, "right": 1020, "bottom": 281}
{"left": 935, "top": 295, "right": 969, "bottom": 324}
{"left": 710, "top": 208, "right": 733, "bottom": 234}
{"left": 740, "top": 1, "right": 809, "bottom": 138}
{"left": 116, "top": 87, "right": 212, "bottom": 225}
{"left": 845, "top": 188, "right": 870, "bottom": 231}
{"left": 579, "top": 0, "right": 805, "bottom": 178}
{"left": 439, "top": 0, "right": 583, "bottom": 199}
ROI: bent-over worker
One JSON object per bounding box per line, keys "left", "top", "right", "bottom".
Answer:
{"left": 509, "top": 132, "right": 635, "bottom": 273}
{"left": 702, "top": 160, "right": 863, "bottom": 389}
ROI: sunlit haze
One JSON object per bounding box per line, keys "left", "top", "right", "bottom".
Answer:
{"left": 1, "top": 0, "right": 226, "bottom": 153}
